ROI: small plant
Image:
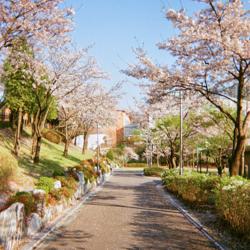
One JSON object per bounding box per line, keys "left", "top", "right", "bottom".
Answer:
{"left": 99, "top": 161, "right": 110, "bottom": 174}
{"left": 49, "top": 189, "right": 62, "bottom": 201}
{"left": 55, "top": 176, "right": 78, "bottom": 190}
{"left": 106, "top": 149, "right": 114, "bottom": 161}
{"left": 36, "top": 176, "right": 55, "bottom": 194}
{"left": 8, "top": 191, "right": 36, "bottom": 216}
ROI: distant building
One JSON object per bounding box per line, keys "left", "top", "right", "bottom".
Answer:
{"left": 76, "top": 110, "right": 139, "bottom": 150}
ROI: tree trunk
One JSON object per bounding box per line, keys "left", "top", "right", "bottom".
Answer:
{"left": 31, "top": 135, "right": 37, "bottom": 158}
{"left": 32, "top": 106, "right": 50, "bottom": 164}
{"left": 156, "top": 152, "right": 160, "bottom": 167}
{"left": 33, "top": 136, "right": 42, "bottom": 164}
{"left": 63, "top": 140, "right": 70, "bottom": 157}
{"left": 230, "top": 71, "right": 246, "bottom": 176}
{"left": 13, "top": 108, "right": 23, "bottom": 156}
{"left": 82, "top": 132, "right": 89, "bottom": 154}
{"left": 230, "top": 134, "right": 246, "bottom": 176}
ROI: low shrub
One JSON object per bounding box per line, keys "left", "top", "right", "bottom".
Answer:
{"left": 49, "top": 189, "right": 62, "bottom": 202}
{"left": 82, "top": 166, "right": 97, "bottom": 183}
{"left": 55, "top": 176, "right": 78, "bottom": 190}
{"left": 215, "top": 178, "right": 250, "bottom": 237}
{"left": 99, "top": 161, "right": 110, "bottom": 174}
{"left": 162, "top": 169, "right": 250, "bottom": 237}
{"left": 162, "top": 170, "right": 220, "bottom": 205}
{"left": 52, "top": 168, "right": 65, "bottom": 177}
{"left": 106, "top": 149, "right": 114, "bottom": 161}
{"left": 36, "top": 177, "right": 55, "bottom": 194}
{"left": 59, "top": 186, "right": 75, "bottom": 199}
{"left": 42, "top": 129, "right": 61, "bottom": 144}
{"left": 144, "top": 167, "right": 165, "bottom": 177}
{"left": 78, "top": 160, "right": 98, "bottom": 183}
{"left": 126, "top": 162, "right": 147, "bottom": 168}
{"left": 8, "top": 191, "right": 36, "bottom": 216}
{"left": 0, "top": 147, "right": 18, "bottom": 191}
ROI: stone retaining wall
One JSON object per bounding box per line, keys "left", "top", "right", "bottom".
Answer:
{"left": 0, "top": 172, "right": 110, "bottom": 250}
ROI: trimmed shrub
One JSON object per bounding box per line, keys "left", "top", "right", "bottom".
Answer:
{"left": 36, "top": 177, "right": 55, "bottom": 194}
{"left": 144, "top": 167, "right": 165, "bottom": 177}
{"left": 42, "top": 129, "right": 61, "bottom": 144}
{"left": 106, "top": 149, "right": 114, "bottom": 161}
{"left": 52, "top": 168, "right": 65, "bottom": 177}
{"left": 55, "top": 176, "right": 78, "bottom": 190}
{"left": 215, "top": 178, "right": 250, "bottom": 236}
{"left": 99, "top": 161, "right": 110, "bottom": 174}
{"left": 126, "top": 162, "right": 147, "bottom": 168}
{"left": 77, "top": 160, "right": 98, "bottom": 183}
{"left": 162, "top": 169, "right": 250, "bottom": 237}
{"left": 162, "top": 170, "right": 220, "bottom": 205}
{"left": 8, "top": 191, "right": 36, "bottom": 216}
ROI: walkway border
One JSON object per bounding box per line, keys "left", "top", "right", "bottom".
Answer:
{"left": 21, "top": 175, "right": 111, "bottom": 250}
{"left": 156, "top": 184, "right": 227, "bottom": 250}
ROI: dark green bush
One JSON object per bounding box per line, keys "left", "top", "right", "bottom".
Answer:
{"left": 52, "top": 168, "right": 65, "bottom": 177}
{"left": 144, "top": 167, "right": 165, "bottom": 177}
{"left": 36, "top": 177, "right": 55, "bottom": 194}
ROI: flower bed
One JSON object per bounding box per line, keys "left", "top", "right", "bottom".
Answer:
{"left": 0, "top": 166, "right": 111, "bottom": 250}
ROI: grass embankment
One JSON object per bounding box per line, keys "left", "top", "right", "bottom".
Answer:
{"left": 0, "top": 128, "right": 93, "bottom": 191}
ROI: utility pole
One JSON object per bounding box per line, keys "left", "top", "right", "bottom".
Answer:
{"left": 179, "top": 90, "right": 183, "bottom": 175}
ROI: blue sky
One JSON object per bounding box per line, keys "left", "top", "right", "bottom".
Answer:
{"left": 65, "top": 0, "right": 248, "bottom": 109}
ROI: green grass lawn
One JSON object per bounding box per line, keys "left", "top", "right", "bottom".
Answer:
{"left": 19, "top": 138, "right": 93, "bottom": 177}
{"left": 0, "top": 127, "right": 93, "bottom": 190}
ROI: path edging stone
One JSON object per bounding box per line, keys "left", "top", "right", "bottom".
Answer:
{"left": 21, "top": 173, "right": 111, "bottom": 250}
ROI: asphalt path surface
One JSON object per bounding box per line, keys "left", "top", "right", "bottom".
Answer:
{"left": 36, "top": 169, "right": 216, "bottom": 250}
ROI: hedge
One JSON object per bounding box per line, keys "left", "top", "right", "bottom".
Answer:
{"left": 162, "top": 169, "right": 250, "bottom": 237}
{"left": 144, "top": 167, "right": 165, "bottom": 177}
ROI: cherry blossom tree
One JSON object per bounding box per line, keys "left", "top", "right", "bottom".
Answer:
{"left": 77, "top": 83, "right": 119, "bottom": 154}
{"left": 0, "top": 0, "right": 74, "bottom": 51}
{"left": 125, "top": 0, "right": 250, "bottom": 176}
{"left": 26, "top": 47, "right": 104, "bottom": 163}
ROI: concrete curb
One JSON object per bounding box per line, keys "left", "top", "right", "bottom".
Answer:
{"left": 21, "top": 174, "right": 111, "bottom": 250}
{"left": 156, "top": 184, "right": 227, "bottom": 250}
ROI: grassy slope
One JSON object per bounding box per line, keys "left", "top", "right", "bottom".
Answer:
{"left": 0, "top": 128, "right": 93, "bottom": 190}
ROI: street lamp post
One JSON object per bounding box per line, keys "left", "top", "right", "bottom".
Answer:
{"left": 96, "top": 122, "right": 100, "bottom": 171}
{"left": 196, "top": 147, "right": 199, "bottom": 172}
{"left": 179, "top": 90, "right": 183, "bottom": 175}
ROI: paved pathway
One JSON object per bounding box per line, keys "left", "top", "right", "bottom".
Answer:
{"left": 36, "top": 169, "right": 216, "bottom": 250}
